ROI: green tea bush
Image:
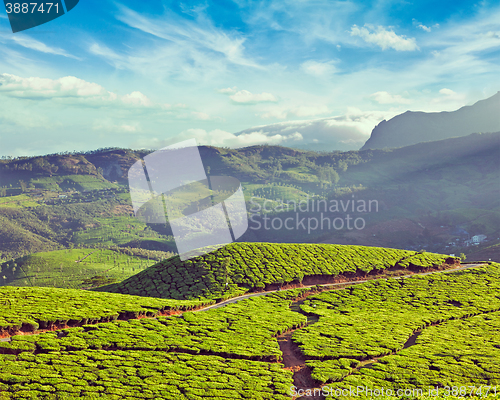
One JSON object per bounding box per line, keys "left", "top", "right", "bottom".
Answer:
{"left": 100, "top": 242, "right": 454, "bottom": 300}
{"left": 0, "top": 289, "right": 310, "bottom": 361}
{"left": 0, "top": 286, "right": 212, "bottom": 335}
{"left": 294, "top": 263, "right": 500, "bottom": 392}
{"left": 0, "top": 351, "right": 293, "bottom": 399}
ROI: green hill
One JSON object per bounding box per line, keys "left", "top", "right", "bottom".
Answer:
{"left": 0, "top": 247, "right": 174, "bottom": 289}
{"left": 0, "top": 215, "right": 60, "bottom": 256}
{"left": 97, "top": 242, "right": 457, "bottom": 300}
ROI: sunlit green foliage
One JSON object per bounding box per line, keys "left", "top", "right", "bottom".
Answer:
{"left": 295, "top": 263, "right": 500, "bottom": 396}
{"left": 100, "top": 242, "right": 454, "bottom": 300}
{"left": 0, "top": 289, "right": 310, "bottom": 361}
{"left": 0, "top": 351, "right": 293, "bottom": 399}
{"left": 0, "top": 286, "right": 211, "bottom": 335}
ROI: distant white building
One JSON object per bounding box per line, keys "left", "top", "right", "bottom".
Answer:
{"left": 471, "top": 234, "right": 487, "bottom": 244}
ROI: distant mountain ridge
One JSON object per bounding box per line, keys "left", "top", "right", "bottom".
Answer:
{"left": 361, "top": 92, "right": 500, "bottom": 150}
{"left": 0, "top": 132, "right": 498, "bottom": 258}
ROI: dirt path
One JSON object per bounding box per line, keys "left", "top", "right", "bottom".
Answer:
{"left": 0, "top": 263, "right": 487, "bottom": 345}
{"left": 196, "top": 263, "right": 485, "bottom": 313}
{"left": 75, "top": 250, "right": 97, "bottom": 263}
{"left": 277, "top": 298, "right": 325, "bottom": 399}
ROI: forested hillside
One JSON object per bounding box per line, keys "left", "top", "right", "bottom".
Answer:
{"left": 0, "top": 131, "right": 498, "bottom": 261}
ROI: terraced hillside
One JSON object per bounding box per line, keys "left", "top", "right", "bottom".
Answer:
{"left": 0, "top": 286, "right": 212, "bottom": 337}
{"left": 0, "top": 264, "right": 498, "bottom": 399}
{"left": 97, "top": 242, "right": 458, "bottom": 300}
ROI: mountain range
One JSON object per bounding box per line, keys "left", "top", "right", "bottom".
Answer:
{"left": 0, "top": 130, "right": 498, "bottom": 260}
{"left": 232, "top": 92, "right": 500, "bottom": 152}
{"left": 361, "top": 92, "right": 500, "bottom": 150}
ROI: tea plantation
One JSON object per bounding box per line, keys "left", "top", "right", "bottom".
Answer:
{"left": 0, "top": 289, "right": 311, "bottom": 360}
{"left": 98, "top": 242, "right": 455, "bottom": 300}
{"left": 0, "top": 246, "right": 496, "bottom": 400}
{"left": 294, "top": 263, "right": 500, "bottom": 397}
{"left": 1, "top": 248, "right": 174, "bottom": 289}
{"left": 0, "top": 290, "right": 313, "bottom": 399}
{"left": 0, "top": 287, "right": 212, "bottom": 336}
{"left": 0, "top": 351, "right": 292, "bottom": 400}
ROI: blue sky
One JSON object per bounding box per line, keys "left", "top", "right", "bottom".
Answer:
{"left": 0, "top": 0, "right": 499, "bottom": 156}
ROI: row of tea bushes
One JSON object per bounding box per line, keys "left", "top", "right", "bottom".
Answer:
{"left": 0, "top": 289, "right": 311, "bottom": 361}
{"left": 294, "top": 264, "right": 500, "bottom": 390}
{"left": 0, "top": 286, "right": 213, "bottom": 335}
{"left": 396, "top": 251, "right": 458, "bottom": 269}
{"left": 322, "top": 312, "right": 500, "bottom": 398}
{"left": 101, "top": 242, "right": 455, "bottom": 299}
{"left": 0, "top": 289, "right": 312, "bottom": 399}
{"left": 0, "top": 350, "right": 293, "bottom": 399}
{"left": 295, "top": 264, "right": 500, "bottom": 361}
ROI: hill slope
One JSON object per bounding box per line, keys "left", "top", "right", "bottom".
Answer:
{"left": 97, "top": 242, "right": 458, "bottom": 300}
{"left": 0, "top": 248, "right": 173, "bottom": 289}
{"left": 0, "top": 132, "right": 498, "bottom": 258}
{"left": 361, "top": 92, "right": 500, "bottom": 150}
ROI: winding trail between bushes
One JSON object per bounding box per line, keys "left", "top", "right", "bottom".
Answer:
{"left": 195, "top": 262, "right": 484, "bottom": 312}
{"left": 277, "top": 262, "right": 488, "bottom": 400}
{"left": 296, "top": 305, "right": 500, "bottom": 400}
{"left": 0, "top": 263, "right": 485, "bottom": 346}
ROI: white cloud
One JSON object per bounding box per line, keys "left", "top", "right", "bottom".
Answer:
{"left": 0, "top": 73, "right": 184, "bottom": 111}
{"left": 116, "top": 6, "right": 262, "bottom": 69}
{"left": 412, "top": 19, "right": 432, "bottom": 32}
{"left": 88, "top": 43, "right": 123, "bottom": 65}
{"left": 370, "top": 91, "right": 412, "bottom": 104}
{"left": 350, "top": 24, "right": 419, "bottom": 51}
{"left": 219, "top": 86, "right": 279, "bottom": 106}
{"left": 0, "top": 73, "right": 111, "bottom": 100}
{"left": 431, "top": 88, "right": 466, "bottom": 105}
{"left": 229, "top": 89, "right": 278, "bottom": 104}
{"left": 234, "top": 109, "right": 396, "bottom": 151}
{"left": 439, "top": 88, "right": 456, "bottom": 96}
{"left": 259, "top": 104, "right": 330, "bottom": 119}
{"left": 0, "top": 73, "right": 218, "bottom": 127}
{"left": 133, "top": 128, "right": 303, "bottom": 149}
{"left": 301, "top": 60, "right": 338, "bottom": 76}
{"left": 89, "top": 39, "right": 230, "bottom": 82}
{"left": 0, "top": 34, "right": 78, "bottom": 59}
{"left": 86, "top": 5, "right": 268, "bottom": 83}
{"left": 122, "top": 91, "right": 153, "bottom": 107}
{"left": 217, "top": 86, "right": 238, "bottom": 94}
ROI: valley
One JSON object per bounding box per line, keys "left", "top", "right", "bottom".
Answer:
{"left": 0, "top": 127, "right": 498, "bottom": 399}
{"left": 0, "top": 131, "right": 499, "bottom": 266}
